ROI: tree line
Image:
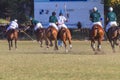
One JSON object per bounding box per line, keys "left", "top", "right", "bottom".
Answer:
{"left": 0, "top": 0, "right": 33, "bottom": 24}
{"left": 0, "top": 0, "right": 120, "bottom": 25}
{"left": 104, "top": 0, "right": 120, "bottom": 25}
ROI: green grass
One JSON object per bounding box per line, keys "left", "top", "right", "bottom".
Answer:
{"left": 0, "top": 40, "right": 120, "bottom": 80}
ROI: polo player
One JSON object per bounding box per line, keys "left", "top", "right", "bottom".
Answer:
{"left": 6, "top": 19, "right": 18, "bottom": 32}
{"left": 106, "top": 7, "right": 118, "bottom": 32}
{"left": 90, "top": 7, "right": 103, "bottom": 29}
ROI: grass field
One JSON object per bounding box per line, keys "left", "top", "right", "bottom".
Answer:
{"left": 0, "top": 40, "right": 120, "bottom": 80}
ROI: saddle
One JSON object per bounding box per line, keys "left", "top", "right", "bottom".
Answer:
{"left": 7, "top": 29, "right": 17, "bottom": 35}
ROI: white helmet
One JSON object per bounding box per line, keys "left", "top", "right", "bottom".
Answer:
{"left": 30, "top": 17, "right": 33, "bottom": 20}
{"left": 14, "top": 19, "right": 18, "bottom": 22}
{"left": 93, "top": 7, "right": 97, "bottom": 11}
{"left": 109, "top": 7, "right": 113, "bottom": 12}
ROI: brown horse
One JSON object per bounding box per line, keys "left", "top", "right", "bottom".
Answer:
{"left": 90, "top": 24, "right": 104, "bottom": 52}
{"left": 34, "top": 28, "right": 48, "bottom": 48}
{"left": 45, "top": 26, "right": 58, "bottom": 50}
{"left": 6, "top": 29, "right": 18, "bottom": 50}
{"left": 107, "top": 26, "right": 120, "bottom": 52}
{"left": 59, "top": 27, "right": 72, "bottom": 52}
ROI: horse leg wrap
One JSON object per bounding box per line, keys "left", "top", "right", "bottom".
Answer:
{"left": 98, "top": 45, "right": 101, "bottom": 49}
{"left": 69, "top": 44, "right": 72, "bottom": 49}
{"left": 93, "top": 44, "right": 96, "bottom": 49}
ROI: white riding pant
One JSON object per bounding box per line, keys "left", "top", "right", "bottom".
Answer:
{"left": 49, "top": 23, "right": 58, "bottom": 31}
{"left": 90, "top": 21, "right": 103, "bottom": 29}
{"left": 7, "top": 26, "right": 17, "bottom": 31}
{"left": 58, "top": 24, "right": 67, "bottom": 30}
{"left": 34, "top": 23, "right": 43, "bottom": 31}
{"left": 106, "top": 21, "right": 118, "bottom": 32}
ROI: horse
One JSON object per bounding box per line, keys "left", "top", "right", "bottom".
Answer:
{"left": 45, "top": 26, "right": 58, "bottom": 50}
{"left": 58, "top": 27, "right": 72, "bottom": 52}
{"left": 6, "top": 29, "right": 18, "bottom": 50}
{"left": 90, "top": 24, "right": 104, "bottom": 52}
{"left": 107, "top": 26, "right": 120, "bottom": 52}
{"left": 34, "top": 28, "right": 48, "bottom": 48}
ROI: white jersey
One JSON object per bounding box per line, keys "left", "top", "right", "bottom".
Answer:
{"left": 58, "top": 16, "right": 67, "bottom": 25}
{"left": 34, "top": 22, "right": 43, "bottom": 31}
{"left": 58, "top": 15, "right": 67, "bottom": 30}
{"left": 7, "top": 21, "right": 18, "bottom": 30}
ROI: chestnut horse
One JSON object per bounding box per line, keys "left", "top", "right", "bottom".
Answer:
{"left": 59, "top": 27, "right": 72, "bottom": 52}
{"left": 90, "top": 24, "right": 104, "bottom": 52}
{"left": 6, "top": 29, "right": 18, "bottom": 50}
{"left": 46, "top": 26, "right": 58, "bottom": 50}
{"left": 107, "top": 26, "right": 120, "bottom": 52}
{"left": 35, "top": 28, "right": 48, "bottom": 48}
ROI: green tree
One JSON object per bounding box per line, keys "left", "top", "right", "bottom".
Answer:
{"left": 0, "top": 0, "right": 33, "bottom": 24}
{"left": 104, "top": 0, "right": 120, "bottom": 25}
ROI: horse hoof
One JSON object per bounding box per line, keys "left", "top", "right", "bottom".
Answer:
{"left": 113, "top": 50, "right": 116, "bottom": 53}
{"left": 50, "top": 44, "right": 53, "bottom": 47}
{"left": 65, "top": 49, "right": 68, "bottom": 53}
{"left": 54, "top": 47, "right": 58, "bottom": 50}
{"left": 93, "top": 49, "right": 95, "bottom": 51}
{"left": 40, "top": 46, "right": 43, "bottom": 47}
{"left": 97, "top": 49, "right": 101, "bottom": 52}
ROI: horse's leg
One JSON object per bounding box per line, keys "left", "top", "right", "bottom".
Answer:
{"left": 11, "top": 40, "right": 13, "bottom": 47}
{"left": 97, "top": 39, "right": 101, "bottom": 51}
{"left": 49, "top": 39, "right": 53, "bottom": 47}
{"left": 54, "top": 39, "right": 58, "bottom": 50}
{"left": 113, "top": 40, "right": 116, "bottom": 53}
{"left": 15, "top": 39, "right": 17, "bottom": 49}
{"left": 44, "top": 35, "right": 49, "bottom": 48}
{"left": 110, "top": 40, "right": 115, "bottom": 53}
{"left": 91, "top": 40, "right": 96, "bottom": 51}
{"left": 40, "top": 38, "right": 43, "bottom": 47}
{"left": 68, "top": 37, "right": 72, "bottom": 49}
{"left": 8, "top": 40, "right": 11, "bottom": 50}
{"left": 63, "top": 39, "right": 68, "bottom": 52}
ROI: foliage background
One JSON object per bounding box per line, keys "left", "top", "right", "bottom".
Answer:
{"left": 0, "top": 0, "right": 33, "bottom": 24}
{"left": 0, "top": 0, "right": 120, "bottom": 25}
{"left": 104, "top": 0, "right": 120, "bottom": 25}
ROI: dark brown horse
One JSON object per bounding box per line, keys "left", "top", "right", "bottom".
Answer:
{"left": 6, "top": 29, "right": 18, "bottom": 50}
{"left": 34, "top": 28, "right": 48, "bottom": 48}
{"left": 46, "top": 26, "right": 58, "bottom": 50}
{"left": 90, "top": 24, "right": 104, "bottom": 52}
{"left": 107, "top": 26, "right": 120, "bottom": 52}
{"left": 59, "top": 27, "right": 72, "bottom": 52}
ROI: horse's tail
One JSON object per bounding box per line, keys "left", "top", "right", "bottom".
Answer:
{"left": 46, "top": 28, "right": 53, "bottom": 39}
{"left": 93, "top": 25, "right": 104, "bottom": 38}
{"left": 61, "top": 28, "right": 71, "bottom": 40}
{"left": 61, "top": 28, "right": 67, "bottom": 38}
{"left": 93, "top": 26, "right": 99, "bottom": 37}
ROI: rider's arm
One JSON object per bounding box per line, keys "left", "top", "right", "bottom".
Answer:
{"left": 89, "top": 13, "right": 93, "bottom": 21}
